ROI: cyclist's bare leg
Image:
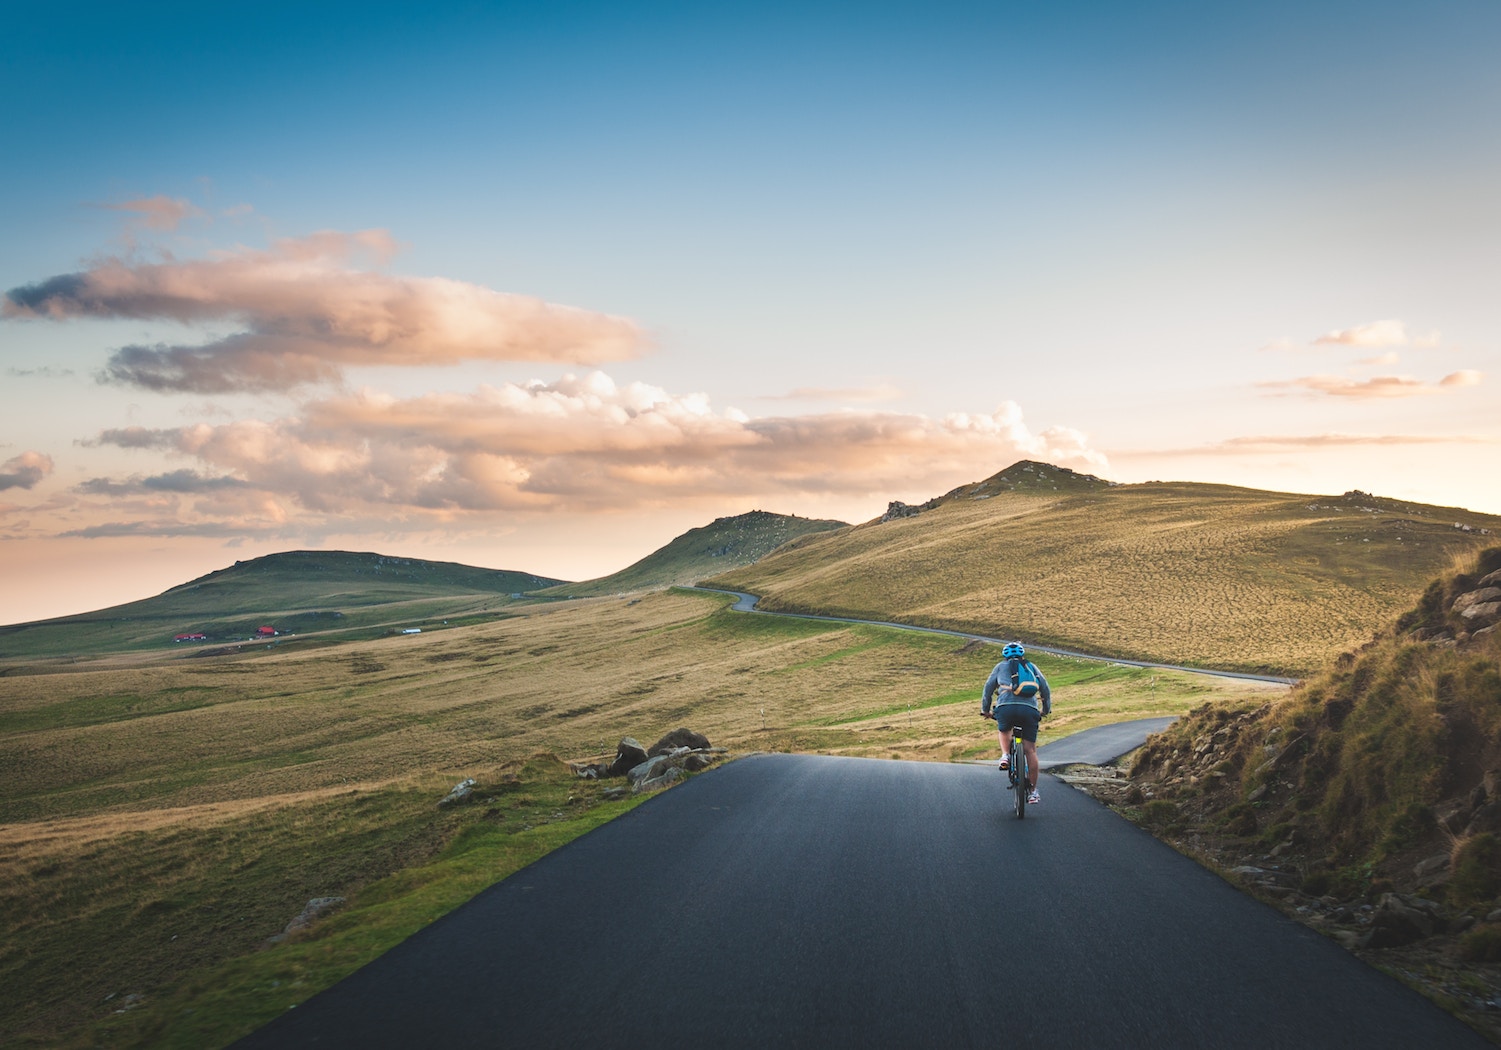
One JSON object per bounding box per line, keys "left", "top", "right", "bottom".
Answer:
{"left": 998, "top": 726, "right": 1013, "bottom": 757}
{"left": 1022, "top": 740, "right": 1039, "bottom": 789}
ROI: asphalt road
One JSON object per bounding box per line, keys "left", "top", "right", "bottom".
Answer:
{"left": 1034, "top": 717, "right": 1179, "bottom": 769}
{"left": 690, "top": 586, "right": 1300, "bottom": 685}
{"left": 235, "top": 755, "right": 1486, "bottom": 1049}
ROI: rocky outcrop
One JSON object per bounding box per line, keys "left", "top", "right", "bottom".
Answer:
{"left": 571, "top": 731, "right": 726, "bottom": 793}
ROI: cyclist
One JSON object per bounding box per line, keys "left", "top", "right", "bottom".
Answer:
{"left": 981, "top": 642, "right": 1051, "bottom": 804}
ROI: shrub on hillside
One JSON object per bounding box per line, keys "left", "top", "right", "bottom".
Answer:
{"left": 1452, "top": 833, "right": 1501, "bottom": 906}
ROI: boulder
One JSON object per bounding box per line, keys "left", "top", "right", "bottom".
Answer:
{"left": 648, "top": 728, "right": 711, "bottom": 756}
{"left": 268, "top": 896, "right": 346, "bottom": 943}
{"left": 1460, "top": 601, "right": 1501, "bottom": 626}
{"left": 1366, "top": 893, "right": 1441, "bottom": 948}
{"left": 607, "top": 738, "right": 650, "bottom": 778}
{"left": 438, "top": 778, "right": 476, "bottom": 807}
{"left": 1466, "top": 800, "right": 1501, "bottom": 836}
{"left": 626, "top": 753, "right": 675, "bottom": 786}
{"left": 634, "top": 766, "right": 684, "bottom": 794}
{"left": 1480, "top": 569, "right": 1501, "bottom": 589}
{"left": 1453, "top": 587, "right": 1501, "bottom": 613}
{"left": 684, "top": 752, "right": 716, "bottom": 772}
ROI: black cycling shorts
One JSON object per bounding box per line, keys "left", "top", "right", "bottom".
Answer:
{"left": 994, "top": 703, "right": 1040, "bottom": 743}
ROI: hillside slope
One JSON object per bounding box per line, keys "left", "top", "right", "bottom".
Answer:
{"left": 1110, "top": 550, "right": 1501, "bottom": 1037}
{"left": 0, "top": 550, "right": 567, "bottom": 659}
{"left": 708, "top": 461, "right": 1501, "bottom": 675}
{"left": 531, "top": 510, "right": 847, "bottom": 597}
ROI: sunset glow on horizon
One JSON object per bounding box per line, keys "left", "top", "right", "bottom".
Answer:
{"left": 2, "top": 1, "right": 1497, "bottom": 624}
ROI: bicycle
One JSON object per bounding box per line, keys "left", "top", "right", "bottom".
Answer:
{"left": 985, "top": 711, "right": 1030, "bottom": 820}
{"left": 1006, "top": 726, "right": 1029, "bottom": 819}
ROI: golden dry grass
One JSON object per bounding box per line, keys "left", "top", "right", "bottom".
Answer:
{"left": 1, "top": 587, "right": 1276, "bottom": 1045}
{"left": 710, "top": 481, "right": 1501, "bottom": 675}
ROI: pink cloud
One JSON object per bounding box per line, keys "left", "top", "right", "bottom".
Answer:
{"left": 2, "top": 231, "right": 647, "bottom": 392}
{"left": 1314, "top": 319, "right": 1410, "bottom": 348}
{"left": 107, "top": 195, "right": 205, "bottom": 231}
{"left": 0, "top": 451, "right": 54, "bottom": 491}
{"left": 1259, "top": 371, "right": 1484, "bottom": 399}
{"left": 86, "top": 372, "right": 1107, "bottom": 522}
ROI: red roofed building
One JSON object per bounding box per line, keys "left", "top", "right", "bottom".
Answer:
{"left": 256, "top": 626, "right": 277, "bottom": 636}
{"left": 174, "top": 633, "right": 207, "bottom": 642}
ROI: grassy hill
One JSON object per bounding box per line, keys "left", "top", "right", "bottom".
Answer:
{"left": 0, "top": 550, "right": 568, "bottom": 660}
{"left": 708, "top": 461, "right": 1501, "bottom": 676}
{"left": 530, "top": 509, "right": 847, "bottom": 597}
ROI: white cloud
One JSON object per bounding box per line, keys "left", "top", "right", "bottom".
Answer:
{"left": 84, "top": 372, "right": 1107, "bottom": 527}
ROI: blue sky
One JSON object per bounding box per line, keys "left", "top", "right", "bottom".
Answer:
{"left": 2, "top": 1, "right": 1498, "bottom": 622}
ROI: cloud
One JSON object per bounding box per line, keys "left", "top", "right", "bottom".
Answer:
{"left": 1315, "top": 319, "right": 1410, "bottom": 348}
{"left": 106, "top": 195, "right": 205, "bottom": 231}
{"left": 1259, "top": 371, "right": 1484, "bottom": 399}
{"left": 6, "top": 366, "right": 74, "bottom": 378}
{"left": 87, "top": 371, "right": 1107, "bottom": 519}
{"left": 3, "top": 230, "right": 647, "bottom": 393}
{"left": 1356, "top": 352, "right": 1400, "bottom": 366}
{"left": 0, "top": 451, "right": 54, "bottom": 491}
{"left": 1441, "top": 369, "right": 1483, "bottom": 388}
{"left": 75, "top": 470, "right": 250, "bottom": 496}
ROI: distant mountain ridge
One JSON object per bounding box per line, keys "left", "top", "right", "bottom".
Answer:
{"left": 532, "top": 510, "right": 848, "bottom": 598}
{"left": 709, "top": 460, "right": 1501, "bottom": 676}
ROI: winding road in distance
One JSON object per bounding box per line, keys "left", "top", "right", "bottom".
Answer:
{"left": 236, "top": 754, "right": 1486, "bottom": 1048}
{"left": 688, "top": 586, "right": 1301, "bottom": 685}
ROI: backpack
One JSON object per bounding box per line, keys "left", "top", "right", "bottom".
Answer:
{"left": 1009, "top": 658, "right": 1040, "bottom": 699}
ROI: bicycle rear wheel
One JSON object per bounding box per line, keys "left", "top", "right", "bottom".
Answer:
{"left": 1012, "top": 742, "right": 1027, "bottom": 819}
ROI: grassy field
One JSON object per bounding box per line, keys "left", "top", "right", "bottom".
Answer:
{"left": 0, "top": 587, "right": 1275, "bottom": 1047}
{"left": 709, "top": 470, "right": 1501, "bottom": 676}
{"left": 0, "top": 550, "right": 564, "bottom": 661}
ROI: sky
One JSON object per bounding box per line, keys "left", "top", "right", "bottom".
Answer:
{"left": 2, "top": 0, "right": 1498, "bottom": 624}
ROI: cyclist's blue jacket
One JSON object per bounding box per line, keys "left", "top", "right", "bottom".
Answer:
{"left": 982, "top": 658, "right": 1052, "bottom": 716}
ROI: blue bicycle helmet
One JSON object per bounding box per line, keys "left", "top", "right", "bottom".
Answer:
{"left": 1002, "top": 642, "right": 1025, "bottom": 659}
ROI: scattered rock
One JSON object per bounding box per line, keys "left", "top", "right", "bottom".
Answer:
{"left": 267, "top": 897, "right": 346, "bottom": 944}
{"left": 648, "top": 728, "right": 711, "bottom": 756}
{"left": 635, "top": 766, "right": 684, "bottom": 794}
{"left": 1367, "top": 893, "right": 1442, "bottom": 948}
{"left": 438, "top": 778, "right": 476, "bottom": 807}
{"left": 607, "top": 738, "right": 650, "bottom": 777}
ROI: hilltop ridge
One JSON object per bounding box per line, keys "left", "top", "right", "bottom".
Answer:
{"left": 532, "top": 510, "right": 848, "bottom": 597}
{"left": 881, "top": 460, "right": 1112, "bottom": 521}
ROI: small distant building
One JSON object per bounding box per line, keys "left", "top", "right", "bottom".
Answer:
{"left": 400, "top": 628, "right": 422, "bottom": 635}
{"left": 256, "top": 626, "right": 277, "bottom": 636}
{"left": 173, "top": 633, "right": 207, "bottom": 642}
